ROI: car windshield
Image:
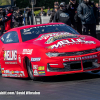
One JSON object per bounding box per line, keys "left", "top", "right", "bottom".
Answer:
{"left": 20, "top": 24, "right": 79, "bottom": 42}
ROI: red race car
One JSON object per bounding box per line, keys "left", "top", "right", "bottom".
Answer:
{"left": 0, "top": 23, "right": 100, "bottom": 80}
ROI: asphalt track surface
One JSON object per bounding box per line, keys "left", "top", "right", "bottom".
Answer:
{"left": 0, "top": 72, "right": 100, "bottom": 100}
{"left": 0, "top": 33, "right": 100, "bottom": 100}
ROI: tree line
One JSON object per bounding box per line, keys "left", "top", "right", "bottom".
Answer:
{"left": 0, "top": 0, "right": 99, "bottom": 9}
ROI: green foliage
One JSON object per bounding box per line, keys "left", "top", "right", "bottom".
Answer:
{"left": 34, "top": 10, "right": 41, "bottom": 16}
{"left": 0, "top": 0, "right": 11, "bottom": 6}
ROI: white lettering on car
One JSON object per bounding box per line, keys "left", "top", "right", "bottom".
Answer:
{"left": 31, "top": 58, "right": 41, "bottom": 62}
{"left": 50, "top": 38, "right": 95, "bottom": 49}
{"left": 22, "top": 49, "right": 33, "bottom": 55}
{"left": 63, "top": 55, "right": 97, "bottom": 62}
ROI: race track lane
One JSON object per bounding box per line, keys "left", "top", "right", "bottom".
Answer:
{"left": 0, "top": 72, "right": 100, "bottom": 100}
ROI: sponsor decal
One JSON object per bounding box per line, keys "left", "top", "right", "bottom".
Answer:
{"left": 1, "top": 68, "right": 4, "bottom": 70}
{"left": 31, "top": 58, "right": 41, "bottom": 62}
{"left": 17, "top": 74, "right": 23, "bottom": 77}
{"left": 2, "top": 71, "right": 25, "bottom": 77}
{"left": 20, "top": 71, "right": 24, "bottom": 73}
{"left": 15, "top": 74, "right": 18, "bottom": 77}
{"left": 45, "top": 34, "right": 77, "bottom": 44}
{"left": 2, "top": 71, "right": 4, "bottom": 73}
{"left": 37, "top": 32, "right": 73, "bottom": 40}
{"left": 18, "top": 55, "right": 21, "bottom": 63}
{"left": 2, "top": 74, "right": 7, "bottom": 77}
{"left": 12, "top": 74, "right": 15, "bottom": 77}
{"left": 33, "top": 65, "right": 38, "bottom": 69}
{"left": 38, "top": 66, "right": 45, "bottom": 70}
{"left": 5, "top": 62, "right": 17, "bottom": 64}
{"left": 38, "top": 71, "right": 45, "bottom": 76}
{"left": 63, "top": 55, "right": 97, "bottom": 62}
{"left": 8, "top": 74, "right": 15, "bottom": 77}
{"left": 48, "top": 38, "right": 96, "bottom": 49}
{"left": 4, "top": 70, "right": 10, "bottom": 73}
{"left": 14, "top": 71, "right": 19, "bottom": 73}
{"left": 22, "top": 49, "right": 33, "bottom": 55}
{"left": 23, "top": 32, "right": 32, "bottom": 35}
{"left": 12, "top": 71, "right": 14, "bottom": 74}
{"left": 23, "top": 28, "right": 32, "bottom": 33}
{"left": 7, "top": 74, "right": 10, "bottom": 77}
{"left": 4, "top": 50, "right": 17, "bottom": 61}
{"left": 20, "top": 71, "right": 25, "bottom": 76}
{"left": 10, "top": 71, "right": 12, "bottom": 74}
{"left": 34, "top": 70, "right": 38, "bottom": 76}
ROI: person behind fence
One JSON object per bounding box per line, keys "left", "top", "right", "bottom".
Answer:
{"left": 77, "top": 0, "right": 97, "bottom": 38}
{"left": 11, "top": 8, "right": 15, "bottom": 28}
{"left": 47, "top": 7, "right": 51, "bottom": 16}
{"left": 39, "top": 7, "right": 46, "bottom": 16}
{"left": 27, "top": 8, "right": 32, "bottom": 25}
{"left": 49, "top": 7, "right": 59, "bottom": 22}
{"left": 0, "top": 7, "right": 12, "bottom": 32}
{"left": 14, "top": 9, "right": 23, "bottom": 27}
{"left": 0, "top": 8, "right": 5, "bottom": 35}
{"left": 49, "top": 2, "right": 59, "bottom": 22}
{"left": 67, "top": 0, "right": 82, "bottom": 34}
{"left": 95, "top": 3, "right": 99, "bottom": 25}
{"left": 53, "top": 2, "right": 73, "bottom": 26}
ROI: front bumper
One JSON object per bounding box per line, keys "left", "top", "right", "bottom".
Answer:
{"left": 32, "top": 52, "right": 100, "bottom": 77}
{"left": 47, "top": 59, "right": 99, "bottom": 72}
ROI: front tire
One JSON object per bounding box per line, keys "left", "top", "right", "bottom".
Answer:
{"left": 26, "top": 58, "right": 37, "bottom": 80}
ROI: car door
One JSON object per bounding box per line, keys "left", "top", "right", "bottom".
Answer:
{"left": 0, "top": 31, "right": 19, "bottom": 71}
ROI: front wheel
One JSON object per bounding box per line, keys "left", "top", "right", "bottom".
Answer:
{"left": 26, "top": 58, "right": 37, "bottom": 80}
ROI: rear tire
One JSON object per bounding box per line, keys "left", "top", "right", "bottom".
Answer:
{"left": 26, "top": 58, "right": 37, "bottom": 80}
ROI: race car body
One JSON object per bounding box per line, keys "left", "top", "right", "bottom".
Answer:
{"left": 0, "top": 23, "right": 100, "bottom": 80}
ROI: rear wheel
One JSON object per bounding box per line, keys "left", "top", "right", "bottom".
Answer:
{"left": 26, "top": 58, "right": 37, "bottom": 80}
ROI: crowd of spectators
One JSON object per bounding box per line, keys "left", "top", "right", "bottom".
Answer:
{"left": 0, "top": 0, "right": 100, "bottom": 38}
{"left": 49, "top": 1, "right": 100, "bottom": 38}
{"left": 0, "top": 7, "right": 23, "bottom": 36}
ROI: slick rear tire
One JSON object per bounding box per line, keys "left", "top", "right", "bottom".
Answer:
{"left": 26, "top": 58, "right": 37, "bottom": 81}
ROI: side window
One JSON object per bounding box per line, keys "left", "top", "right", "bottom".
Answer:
{"left": 1, "top": 31, "right": 19, "bottom": 44}
{"left": 1, "top": 33, "right": 7, "bottom": 43}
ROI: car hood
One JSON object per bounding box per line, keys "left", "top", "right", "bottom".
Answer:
{"left": 25, "top": 32, "right": 100, "bottom": 52}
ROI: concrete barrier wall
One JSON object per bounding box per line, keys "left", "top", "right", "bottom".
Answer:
{"left": 41, "top": 16, "right": 50, "bottom": 24}
{"left": 34, "top": 16, "right": 50, "bottom": 24}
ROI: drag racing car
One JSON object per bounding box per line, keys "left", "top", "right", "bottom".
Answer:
{"left": 0, "top": 23, "right": 100, "bottom": 80}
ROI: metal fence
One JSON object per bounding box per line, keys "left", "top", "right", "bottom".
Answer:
{"left": 23, "top": 15, "right": 50, "bottom": 25}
